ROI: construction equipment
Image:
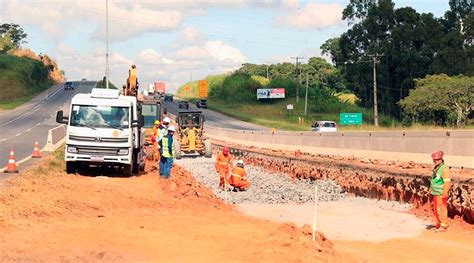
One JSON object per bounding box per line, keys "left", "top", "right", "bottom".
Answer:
{"left": 123, "top": 65, "right": 139, "bottom": 96}
{"left": 175, "top": 111, "right": 212, "bottom": 159}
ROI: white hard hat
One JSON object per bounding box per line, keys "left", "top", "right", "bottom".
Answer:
{"left": 237, "top": 160, "right": 244, "bottom": 165}
{"left": 168, "top": 125, "right": 176, "bottom": 132}
{"left": 163, "top": 117, "right": 171, "bottom": 123}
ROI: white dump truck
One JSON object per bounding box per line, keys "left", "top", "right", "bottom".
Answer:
{"left": 56, "top": 88, "right": 145, "bottom": 176}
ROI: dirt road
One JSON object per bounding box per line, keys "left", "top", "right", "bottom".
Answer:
{"left": 0, "top": 153, "right": 340, "bottom": 262}
{"left": 1, "top": 151, "right": 473, "bottom": 262}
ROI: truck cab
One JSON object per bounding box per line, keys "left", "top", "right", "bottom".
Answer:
{"left": 56, "top": 88, "right": 145, "bottom": 176}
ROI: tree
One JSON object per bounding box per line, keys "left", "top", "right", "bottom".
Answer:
{"left": 0, "top": 23, "right": 27, "bottom": 48}
{"left": 399, "top": 74, "right": 473, "bottom": 127}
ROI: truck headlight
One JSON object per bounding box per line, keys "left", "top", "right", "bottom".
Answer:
{"left": 118, "top": 149, "right": 129, "bottom": 155}
{"left": 67, "top": 146, "right": 78, "bottom": 153}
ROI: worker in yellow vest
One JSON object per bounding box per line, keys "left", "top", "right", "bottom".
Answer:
{"left": 430, "top": 150, "right": 451, "bottom": 231}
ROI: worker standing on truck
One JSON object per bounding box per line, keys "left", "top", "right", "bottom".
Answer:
{"left": 215, "top": 147, "right": 232, "bottom": 189}
{"left": 158, "top": 125, "right": 176, "bottom": 178}
{"left": 430, "top": 150, "right": 451, "bottom": 232}
{"left": 229, "top": 160, "right": 250, "bottom": 191}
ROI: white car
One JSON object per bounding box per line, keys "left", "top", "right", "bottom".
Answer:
{"left": 311, "top": 121, "right": 337, "bottom": 132}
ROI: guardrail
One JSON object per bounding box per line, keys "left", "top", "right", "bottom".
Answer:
{"left": 205, "top": 125, "right": 474, "bottom": 168}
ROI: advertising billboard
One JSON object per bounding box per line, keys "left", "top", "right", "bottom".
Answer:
{"left": 257, "top": 88, "right": 285, "bottom": 100}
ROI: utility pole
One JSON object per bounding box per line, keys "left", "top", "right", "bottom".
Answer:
{"left": 304, "top": 71, "right": 309, "bottom": 115}
{"left": 368, "top": 54, "right": 382, "bottom": 127}
{"left": 266, "top": 63, "right": 269, "bottom": 79}
{"left": 105, "top": 0, "right": 110, "bottom": 89}
{"left": 291, "top": 56, "right": 303, "bottom": 103}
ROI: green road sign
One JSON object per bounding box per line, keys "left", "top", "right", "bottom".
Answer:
{"left": 340, "top": 113, "right": 363, "bottom": 125}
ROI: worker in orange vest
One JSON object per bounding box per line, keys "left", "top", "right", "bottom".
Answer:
{"left": 215, "top": 146, "right": 232, "bottom": 189}
{"left": 229, "top": 160, "right": 250, "bottom": 191}
{"left": 430, "top": 150, "right": 451, "bottom": 232}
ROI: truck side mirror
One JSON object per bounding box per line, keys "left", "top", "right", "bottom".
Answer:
{"left": 132, "top": 115, "right": 145, "bottom": 128}
{"left": 56, "top": 110, "right": 68, "bottom": 124}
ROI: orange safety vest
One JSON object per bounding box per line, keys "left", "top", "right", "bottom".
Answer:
{"left": 230, "top": 167, "right": 247, "bottom": 186}
{"left": 215, "top": 152, "right": 232, "bottom": 174}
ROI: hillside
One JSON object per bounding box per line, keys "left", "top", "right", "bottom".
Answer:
{"left": 0, "top": 52, "right": 60, "bottom": 109}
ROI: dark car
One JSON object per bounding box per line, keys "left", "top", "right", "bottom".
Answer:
{"left": 64, "top": 81, "right": 74, "bottom": 90}
{"left": 178, "top": 100, "right": 189, "bottom": 109}
{"left": 196, "top": 99, "right": 207, "bottom": 109}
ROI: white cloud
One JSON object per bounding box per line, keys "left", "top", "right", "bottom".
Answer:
{"left": 205, "top": 40, "right": 246, "bottom": 63}
{"left": 275, "top": 2, "right": 343, "bottom": 29}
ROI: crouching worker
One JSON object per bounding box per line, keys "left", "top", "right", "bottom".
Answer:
{"left": 229, "top": 160, "right": 250, "bottom": 191}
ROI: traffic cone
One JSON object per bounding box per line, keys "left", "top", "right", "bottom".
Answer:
{"left": 31, "top": 141, "right": 42, "bottom": 158}
{"left": 5, "top": 147, "right": 18, "bottom": 173}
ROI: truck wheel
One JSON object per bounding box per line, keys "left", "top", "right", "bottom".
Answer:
{"left": 204, "top": 139, "right": 212, "bottom": 158}
{"left": 132, "top": 150, "right": 139, "bottom": 174}
{"left": 175, "top": 142, "right": 182, "bottom": 159}
{"left": 123, "top": 164, "right": 133, "bottom": 176}
{"left": 66, "top": 161, "right": 75, "bottom": 174}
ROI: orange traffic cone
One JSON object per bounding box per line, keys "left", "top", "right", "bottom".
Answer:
{"left": 5, "top": 147, "right": 18, "bottom": 173}
{"left": 32, "top": 141, "right": 42, "bottom": 158}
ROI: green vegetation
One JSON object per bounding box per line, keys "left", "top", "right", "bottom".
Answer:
{"left": 0, "top": 54, "right": 53, "bottom": 109}
{"left": 0, "top": 23, "right": 57, "bottom": 110}
{"left": 400, "top": 74, "right": 473, "bottom": 127}
{"left": 322, "top": 0, "right": 473, "bottom": 120}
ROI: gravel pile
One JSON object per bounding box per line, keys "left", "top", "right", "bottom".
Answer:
{"left": 175, "top": 157, "right": 345, "bottom": 204}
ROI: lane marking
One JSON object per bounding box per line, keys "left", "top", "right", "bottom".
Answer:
{"left": 37, "top": 123, "right": 41, "bottom": 126}
{"left": 26, "top": 128, "right": 32, "bottom": 132}
{"left": 0, "top": 138, "right": 6, "bottom": 142}
{"left": 15, "top": 133, "right": 21, "bottom": 136}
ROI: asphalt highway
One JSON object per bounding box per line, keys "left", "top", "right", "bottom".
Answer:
{"left": 0, "top": 81, "right": 96, "bottom": 170}
{"left": 163, "top": 99, "right": 267, "bottom": 131}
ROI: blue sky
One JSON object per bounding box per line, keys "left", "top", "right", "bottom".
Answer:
{"left": 1, "top": 0, "right": 451, "bottom": 92}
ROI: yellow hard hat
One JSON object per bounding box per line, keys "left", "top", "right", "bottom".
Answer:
{"left": 154, "top": 120, "right": 160, "bottom": 125}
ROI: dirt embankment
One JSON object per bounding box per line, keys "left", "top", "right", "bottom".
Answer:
{"left": 212, "top": 141, "right": 474, "bottom": 225}
{"left": 0, "top": 154, "right": 341, "bottom": 262}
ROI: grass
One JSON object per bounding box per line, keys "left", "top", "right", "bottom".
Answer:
{"left": 0, "top": 53, "right": 53, "bottom": 110}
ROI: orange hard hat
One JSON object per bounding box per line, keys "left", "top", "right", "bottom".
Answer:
{"left": 223, "top": 147, "right": 229, "bottom": 155}
{"left": 431, "top": 150, "right": 444, "bottom": 160}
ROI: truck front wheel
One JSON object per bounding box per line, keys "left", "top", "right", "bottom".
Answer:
{"left": 123, "top": 164, "right": 133, "bottom": 176}
{"left": 66, "top": 161, "right": 76, "bottom": 174}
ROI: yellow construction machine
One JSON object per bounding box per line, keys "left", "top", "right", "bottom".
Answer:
{"left": 175, "top": 111, "right": 212, "bottom": 159}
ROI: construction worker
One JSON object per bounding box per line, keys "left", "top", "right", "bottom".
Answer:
{"left": 430, "top": 150, "right": 451, "bottom": 231}
{"left": 159, "top": 117, "right": 171, "bottom": 142}
{"left": 158, "top": 125, "right": 176, "bottom": 178}
{"left": 229, "top": 160, "right": 250, "bottom": 191}
{"left": 215, "top": 147, "right": 232, "bottom": 189}
{"left": 152, "top": 120, "right": 161, "bottom": 161}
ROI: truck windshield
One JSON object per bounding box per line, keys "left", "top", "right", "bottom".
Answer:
{"left": 141, "top": 104, "right": 159, "bottom": 128}
{"left": 70, "top": 105, "right": 130, "bottom": 129}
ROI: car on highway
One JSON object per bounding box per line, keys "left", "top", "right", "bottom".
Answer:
{"left": 196, "top": 99, "right": 207, "bottom": 109}
{"left": 81, "top": 78, "right": 87, "bottom": 81}
{"left": 64, "top": 81, "right": 74, "bottom": 90}
{"left": 311, "top": 121, "right": 337, "bottom": 132}
{"left": 178, "top": 100, "right": 189, "bottom": 109}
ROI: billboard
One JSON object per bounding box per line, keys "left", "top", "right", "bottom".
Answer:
{"left": 257, "top": 88, "right": 285, "bottom": 100}
{"left": 198, "top": 80, "right": 208, "bottom": 98}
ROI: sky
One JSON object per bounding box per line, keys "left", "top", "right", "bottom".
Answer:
{"left": 0, "top": 0, "right": 450, "bottom": 92}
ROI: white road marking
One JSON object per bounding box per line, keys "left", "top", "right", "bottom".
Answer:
{"left": 27, "top": 128, "right": 32, "bottom": 132}
{"left": 15, "top": 133, "right": 21, "bottom": 136}
{"left": 0, "top": 138, "right": 6, "bottom": 142}
{"left": 37, "top": 123, "right": 41, "bottom": 126}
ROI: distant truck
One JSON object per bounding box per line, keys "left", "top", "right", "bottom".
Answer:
{"left": 56, "top": 88, "right": 145, "bottom": 176}
{"left": 154, "top": 82, "right": 166, "bottom": 96}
